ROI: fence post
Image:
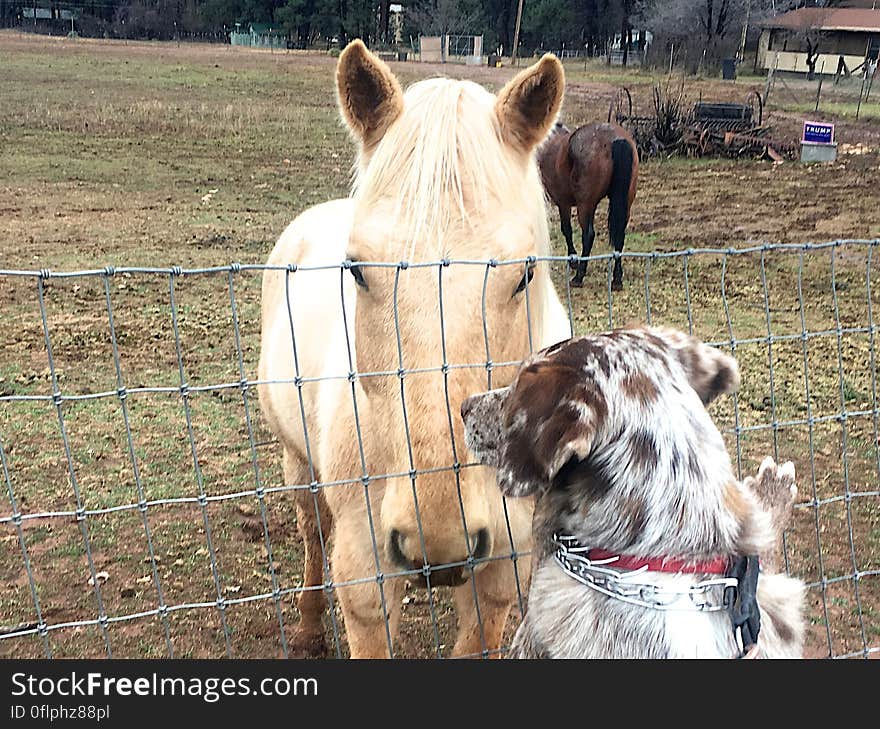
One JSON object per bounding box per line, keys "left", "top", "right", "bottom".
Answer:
{"left": 815, "top": 75, "right": 823, "bottom": 112}
{"left": 857, "top": 69, "right": 868, "bottom": 119}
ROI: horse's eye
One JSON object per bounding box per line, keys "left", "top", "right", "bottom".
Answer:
{"left": 513, "top": 265, "right": 535, "bottom": 297}
{"left": 348, "top": 261, "right": 368, "bottom": 291}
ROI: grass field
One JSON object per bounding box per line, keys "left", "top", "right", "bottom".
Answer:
{"left": 1, "top": 32, "right": 879, "bottom": 659}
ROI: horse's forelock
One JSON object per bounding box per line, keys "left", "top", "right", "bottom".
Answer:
{"left": 351, "top": 77, "right": 549, "bottom": 263}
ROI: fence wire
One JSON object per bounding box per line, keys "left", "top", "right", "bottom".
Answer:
{"left": 0, "top": 240, "right": 878, "bottom": 659}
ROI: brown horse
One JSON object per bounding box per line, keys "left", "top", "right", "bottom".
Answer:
{"left": 537, "top": 121, "right": 638, "bottom": 289}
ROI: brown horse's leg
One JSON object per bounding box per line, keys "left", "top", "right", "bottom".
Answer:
{"left": 609, "top": 200, "right": 628, "bottom": 292}
{"left": 559, "top": 206, "right": 577, "bottom": 269}
{"left": 451, "top": 555, "right": 529, "bottom": 658}
{"left": 286, "top": 449, "right": 333, "bottom": 658}
{"left": 571, "top": 209, "right": 595, "bottom": 288}
{"left": 331, "top": 512, "right": 403, "bottom": 658}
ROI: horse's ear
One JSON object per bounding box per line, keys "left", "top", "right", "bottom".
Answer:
{"left": 495, "top": 54, "right": 565, "bottom": 155}
{"left": 336, "top": 39, "right": 404, "bottom": 154}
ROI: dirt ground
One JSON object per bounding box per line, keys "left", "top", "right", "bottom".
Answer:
{"left": 0, "top": 32, "right": 878, "bottom": 659}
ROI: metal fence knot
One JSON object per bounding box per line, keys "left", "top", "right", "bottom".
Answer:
{"left": 229, "top": 262, "right": 241, "bottom": 274}
{"left": 441, "top": 258, "right": 450, "bottom": 267}
{"left": 38, "top": 268, "right": 51, "bottom": 281}
{"left": 170, "top": 266, "right": 182, "bottom": 277}
{"left": 74, "top": 507, "right": 86, "bottom": 523}
{"left": 51, "top": 391, "right": 62, "bottom": 406}
{"left": 286, "top": 262, "right": 297, "bottom": 273}
{"left": 116, "top": 386, "right": 127, "bottom": 401}
{"left": 347, "top": 370, "right": 356, "bottom": 383}
{"left": 103, "top": 266, "right": 116, "bottom": 277}
{"left": 179, "top": 383, "right": 190, "bottom": 398}
{"left": 398, "top": 260, "right": 409, "bottom": 270}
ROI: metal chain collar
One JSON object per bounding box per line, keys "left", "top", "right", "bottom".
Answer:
{"left": 553, "top": 534, "right": 738, "bottom": 612}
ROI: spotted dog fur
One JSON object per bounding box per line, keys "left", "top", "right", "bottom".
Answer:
{"left": 461, "top": 326, "right": 805, "bottom": 658}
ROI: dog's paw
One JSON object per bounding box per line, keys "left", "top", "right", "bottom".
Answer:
{"left": 743, "top": 456, "right": 798, "bottom": 534}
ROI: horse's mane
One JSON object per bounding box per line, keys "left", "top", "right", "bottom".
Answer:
{"left": 352, "top": 77, "right": 551, "bottom": 263}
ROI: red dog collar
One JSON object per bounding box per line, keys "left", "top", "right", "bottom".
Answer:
{"left": 586, "top": 548, "right": 730, "bottom": 575}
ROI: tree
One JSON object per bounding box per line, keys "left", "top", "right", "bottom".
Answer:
{"left": 408, "top": 0, "right": 480, "bottom": 37}
{"left": 640, "top": 0, "right": 779, "bottom": 70}
{"left": 785, "top": 9, "right": 830, "bottom": 80}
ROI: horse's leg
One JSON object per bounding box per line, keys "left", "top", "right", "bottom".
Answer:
{"left": 571, "top": 209, "right": 595, "bottom": 288}
{"left": 451, "top": 555, "right": 530, "bottom": 658}
{"left": 331, "top": 512, "right": 402, "bottom": 658}
{"left": 609, "top": 201, "right": 628, "bottom": 291}
{"left": 286, "top": 449, "right": 334, "bottom": 657}
{"left": 559, "top": 205, "right": 576, "bottom": 269}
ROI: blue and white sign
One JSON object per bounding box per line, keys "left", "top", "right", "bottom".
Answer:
{"left": 803, "top": 121, "right": 835, "bottom": 145}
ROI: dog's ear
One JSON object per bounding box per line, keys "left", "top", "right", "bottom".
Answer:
{"left": 497, "top": 361, "right": 607, "bottom": 497}
{"left": 651, "top": 327, "right": 740, "bottom": 405}
{"left": 336, "top": 39, "right": 404, "bottom": 155}
{"left": 461, "top": 387, "right": 510, "bottom": 468}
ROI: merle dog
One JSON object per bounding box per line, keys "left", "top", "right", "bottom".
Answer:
{"left": 461, "top": 326, "right": 805, "bottom": 658}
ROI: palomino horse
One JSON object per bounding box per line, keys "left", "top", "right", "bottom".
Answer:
{"left": 537, "top": 121, "right": 638, "bottom": 289}
{"left": 258, "top": 41, "right": 570, "bottom": 658}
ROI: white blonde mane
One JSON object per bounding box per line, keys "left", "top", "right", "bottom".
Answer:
{"left": 352, "top": 77, "right": 552, "bottom": 265}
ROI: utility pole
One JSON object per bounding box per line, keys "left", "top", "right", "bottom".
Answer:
{"left": 738, "top": 0, "right": 752, "bottom": 63}
{"left": 511, "top": 0, "right": 524, "bottom": 66}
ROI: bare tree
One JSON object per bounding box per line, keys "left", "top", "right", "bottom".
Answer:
{"left": 785, "top": 9, "right": 830, "bottom": 80}
{"left": 408, "top": 0, "right": 480, "bottom": 37}
{"left": 639, "top": 0, "right": 778, "bottom": 69}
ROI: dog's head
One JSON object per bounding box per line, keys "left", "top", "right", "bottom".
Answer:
{"left": 461, "top": 326, "right": 740, "bottom": 499}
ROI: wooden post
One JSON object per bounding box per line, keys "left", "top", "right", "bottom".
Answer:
{"left": 763, "top": 52, "right": 778, "bottom": 107}
{"left": 815, "top": 76, "right": 823, "bottom": 112}
{"left": 511, "top": 0, "right": 524, "bottom": 66}
{"left": 857, "top": 69, "right": 868, "bottom": 119}
{"left": 668, "top": 43, "right": 674, "bottom": 75}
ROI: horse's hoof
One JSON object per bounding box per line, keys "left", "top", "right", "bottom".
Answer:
{"left": 611, "top": 280, "right": 623, "bottom": 292}
{"left": 289, "top": 627, "right": 329, "bottom": 659}
{"left": 570, "top": 277, "right": 585, "bottom": 288}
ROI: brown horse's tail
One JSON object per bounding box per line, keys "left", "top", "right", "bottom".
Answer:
{"left": 608, "top": 138, "right": 634, "bottom": 252}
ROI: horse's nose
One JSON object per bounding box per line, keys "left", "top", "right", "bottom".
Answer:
{"left": 460, "top": 396, "right": 475, "bottom": 421}
{"left": 387, "top": 527, "right": 493, "bottom": 587}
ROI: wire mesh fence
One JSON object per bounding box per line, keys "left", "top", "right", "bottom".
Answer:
{"left": 0, "top": 240, "right": 878, "bottom": 659}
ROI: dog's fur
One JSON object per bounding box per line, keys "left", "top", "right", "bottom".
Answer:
{"left": 461, "top": 326, "right": 806, "bottom": 658}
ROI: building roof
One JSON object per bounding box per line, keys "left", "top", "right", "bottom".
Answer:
{"left": 761, "top": 8, "right": 880, "bottom": 33}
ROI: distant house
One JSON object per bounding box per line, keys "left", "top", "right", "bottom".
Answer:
{"left": 230, "top": 23, "right": 288, "bottom": 49}
{"left": 757, "top": 7, "right": 880, "bottom": 75}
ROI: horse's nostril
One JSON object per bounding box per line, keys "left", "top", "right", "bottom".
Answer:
{"left": 470, "top": 528, "right": 492, "bottom": 562}
{"left": 388, "top": 528, "right": 408, "bottom": 567}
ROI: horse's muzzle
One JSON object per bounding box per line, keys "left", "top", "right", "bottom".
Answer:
{"left": 387, "top": 528, "right": 492, "bottom": 588}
